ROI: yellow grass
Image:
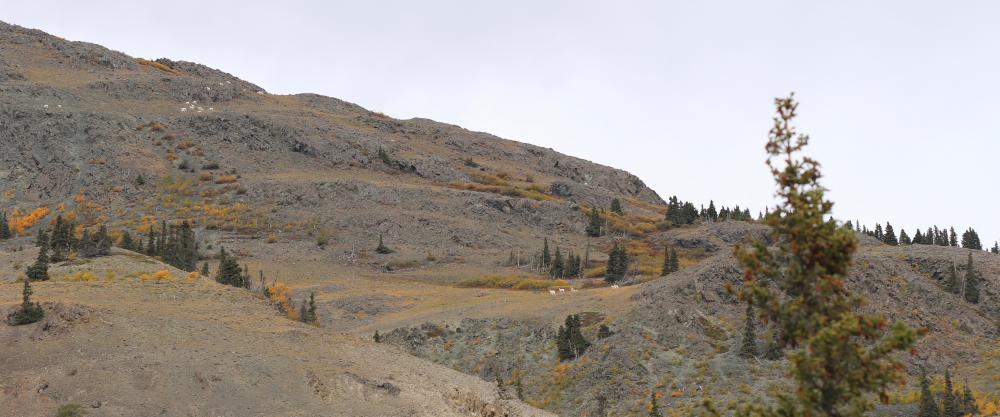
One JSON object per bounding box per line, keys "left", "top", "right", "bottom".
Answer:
{"left": 458, "top": 275, "right": 568, "bottom": 290}
{"left": 135, "top": 58, "right": 180, "bottom": 75}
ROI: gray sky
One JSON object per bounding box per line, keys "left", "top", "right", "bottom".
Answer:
{"left": 6, "top": 1, "right": 1000, "bottom": 246}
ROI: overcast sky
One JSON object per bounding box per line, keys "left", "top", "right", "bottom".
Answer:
{"left": 6, "top": 1, "right": 1000, "bottom": 246}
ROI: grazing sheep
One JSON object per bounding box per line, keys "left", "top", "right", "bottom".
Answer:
{"left": 549, "top": 290, "right": 556, "bottom": 295}
{"left": 559, "top": 288, "right": 565, "bottom": 293}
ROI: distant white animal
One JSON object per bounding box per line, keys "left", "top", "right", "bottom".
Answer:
{"left": 57, "top": 105, "right": 62, "bottom": 108}
{"left": 611, "top": 284, "right": 619, "bottom": 289}
{"left": 549, "top": 290, "right": 556, "bottom": 295}
{"left": 180, "top": 108, "right": 187, "bottom": 112}
{"left": 206, "top": 87, "right": 211, "bottom": 90}
{"left": 559, "top": 288, "right": 565, "bottom": 293}
{"left": 570, "top": 288, "right": 577, "bottom": 292}
{"left": 208, "top": 107, "right": 214, "bottom": 111}
{"left": 42, "top": 104, "right": 48, "bottom": 108}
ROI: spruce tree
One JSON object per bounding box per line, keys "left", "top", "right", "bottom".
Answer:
{"left": 883, "top": 222, "right": 898, "bottom": 245}
{"left": 874, "top": 223, "right": 883, "bottom": 241}
{"left": 11, "top": 278, "right": 44, "bottom": 325}
{"left": 215, "top": 248, "right": 244, "bottom": 287}
{"left": 550, "top": 248, "right": 564, "bottom": 278}
{"left": 963, "top": 252, "right": 980, "bottom": 303}
{"left": 707, "top": 201, "right": 719, "bottom": 221}
{"left": 542, "top": 238, "right": 551, "bottom": 268}
{"left": 918, "top": 371, "right": 941, "bottom": 417}
{"left": 913, "top": 229, "right": 924, "bottom": 245}
{"left": 610, "top": 198, "right": 624, "bottom": 215}
{"left": 201, "top": 262, "right": 210, "bottom": 276}
{"left": 960, "top": 382, "right": 977, "bottom": 416}
{"left": 739, "top": 303, "right": 758, "bottom": 358}
{"left": 961, "top": 227, "right": 982, "bottom": 250}
{"left": 733, "top": 95, "right": 917, "bottom": 417}
{"left": 373, "top": 330, "right": 381, "bottom": 343}
{"left": 375, "top": 234, "right": 393, "bottom": 254}
{"left": 36, "top": 228, "right": 48, "bottom": 248}
{"left": 661, "top": 246, "right": 672, "bottom": 276}
{"left": 26, "top": 241, "right": 50, "bottom": 282}
{"left": 992, "top": 241, "right": 999, "bottom": 254}
{"left": 899, "top": 229, "right": 911, "bottom": 245}
{"left": 586, "top": 208, "right": 603, "bottom": 237}
{"left": 667, "top": 247, "right": 679, "bottom": 273}
{"left": 942, "top": 369, "right": 959, "bottom": 417}
{"left": 949, "top": 227, "right": 958, "bottom": 247}
{"left": 0, "top": 211, "right": 10, "bottom": 239}
{"left": 944, "top": 260, "right": 961, "bottom": 294}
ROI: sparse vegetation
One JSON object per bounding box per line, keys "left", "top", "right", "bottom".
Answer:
{"left": 458, "top": 275, "right": 569, "bottom": 290}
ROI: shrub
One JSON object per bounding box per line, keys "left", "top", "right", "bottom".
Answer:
{"left": 9, "top": 207, "right": 50, "bottom": 235}
{"left": 458, "top": 275, "right": 569, "bottom": 290}
{"left": 202, "top": 161, "right": 220, "bottom": 170}
{"left": 136, "top": 58, "right": 179, "bottom": 75}
{"left": 198, "top": 173, "right": 213, "bottom": 182}
{"left": 214, "top": 175, "right": 238, "bottom": 184}
{"left": 140, "top": 270, "right": 173, "bottom": 282}
{"left": 11, "top": 279, "right": 44, "bottom": 326}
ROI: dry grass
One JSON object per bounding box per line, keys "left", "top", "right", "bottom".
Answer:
{"left": 136, "top": 122, "right": 166, "bottom": 132}
{"left": 448, "top": 182, "right": 553, "bottom": 202}
{"left": 214, "top": 175, "right": 238, "bottom": 184}
{"left": 458, "top": 275, "right": 568, "bottom": 290}
{"left": 135, "top": 58, "right": 180, "bottom": 75}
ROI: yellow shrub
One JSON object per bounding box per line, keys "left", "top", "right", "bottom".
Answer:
{"left": 140, "top": 270, "right": 173, "bottom": 282}
{"left": 214, "top": 175, "right": 238, "bottom": 184}
{"left": 64, "top": 271, "right": 96, "bottom": 282}
{"left": 9, "top": 207, "right": 50, "bottom": 235}
{"left": 186, "top": 272, "right": 200, "bottom": 282}
{"left": 135, "top": 59, "right": 180, "bottom": 75}
{"left": 267, "top": 282, "right": 297, "bottom": 320}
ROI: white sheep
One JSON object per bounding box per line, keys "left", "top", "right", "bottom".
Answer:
{"left": 42, "top": 104, "right": 49, "bottom": 108}
{"left": 570, "top": 287, "right": 577, "bottom": 292}
{"left": 180, "top": 108, "right": 187, "bottom": 112}
{"left": 549, "top": 290, "right": 556, "bottom": 296}
{"left": 559, "top": 288, "right": 566, "bottom": 293}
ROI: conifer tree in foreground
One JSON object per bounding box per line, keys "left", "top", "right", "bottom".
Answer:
{"left": 949, "top": 227, "right": 958, "bottom": 247}
{"left": 11, "top": 278, "right": 44, "bottom": 325}
{"left": 738, "top": 303, "right": 758, "bottom": 358}
{"left": 962, "top": 252, "right": 980, "bottom": 303}
{"left": 961, "top": 227, "right": 982, "bottom": 250}
{"left": 992, "top": 241, "right": 999, "bottom": 254}
{"left": 728, "top": 95, "right": 917, "bottom": 417}
{"left": 960, "top": 382, "right": 978, "bottom": 416}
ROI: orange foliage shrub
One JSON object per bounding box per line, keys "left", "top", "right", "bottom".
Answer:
{"left": 267, "top": 282, "right": 298, "bottom": 320}
{"left": 214, "top": 175, "right": 238, "bottom": 184}
{"left": 9, "top": 207, "right": 50, "bottom": 235}
{"left": 176, "top": 140, "right": 195, "bottom": 150}
{"left": 140, "top": 270, "right": 173, "bottom": 282}
{"left": 186, "top": 272, "right": 200, "bottom": 282}
{"left": 135, "top": 58, "right": 180, "bottom": 75}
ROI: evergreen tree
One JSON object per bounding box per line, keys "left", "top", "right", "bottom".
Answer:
{"left": 201, "top": 262, "right": 210, "bottom": 276}
{"left": 874, "top": 223, "right": 883, "bottom": 241}
{"left": 899, "top": 229, "right": 911, "bottom": 245}
{"left": 515, "top": 375, "right": 525, "bottom": 401}
{"left": 10, "top": 278, "right": 44, "bottom": 325}
{"left": 667, "top": 247, "right": 679, "bottom": 274}
{"left": 586, "top": 208, "right": 603, "bottom": 237}
{"left": 215, "top": 248, "right": 244, "bottom": 287}
{"left": 306, "top": 292, "right": 318, "bottom": 324}
{"left": 942, "top": 369, "right": 959, "bottom": 417}
{"left": 661, "top": 246, "right": 672, "bottom": 276}
{"left": 550, "top": 248, "right": 564, "bottom": 278}
{"left": 373, "top": 330, "right": 381, "bottom": 343}
{"left": 610, "top": 198, "right": 624, "bottom": 215}
{"left": 605, "top": 243, "right": 628, "bottom": 283}
{"left": 542, "top": 238, "right": 551, "bottom": 268}
{"left": 556, "top": 324, "right": 572, "bottom": 360}
{"left": 707, "top": 201, "right": 719, "bottom": 221}
{"left": 375, "top": 234, "right": 393, "bottom": 254}
{"left": 949, "top": 227, "right": 958, "bottom": 247}
{"left": 944, "top": 259, "right": 961, "bottom": 294}
{"left": 648, "top": 392, "right": 662, "bottom": 417}
{"left": 0, "top": 211, "right": 10, "bottom": 239}
{"left": 963, "top": 252, "right": 980, "bottom": 303}
{"left": 739, "top": 303, "right": 758, "bottom": 358}
{"left": 961, "top": 227, "right": 982, "bottom": 250}
{"left": 993, "top": 241, "right": 999, "bottom": 255}
{"left": 733, "top": 95, "right": 917, "bottom": 417}
{"left": 883, "top": 222, "right": 898, "bottom": 245}
{"left": 557, "top": 314, "right": 590, "bottom": 360}
{"left": 844, "top": 220, "right": 853, "bottom": 231}
{"left": 960, "top": 382, "right": 977, "bottom": 416}
{"left": 119, "top": 231, "right": 135, "bottom": 252}
{"left": 913, "top": 229, "right": 925, "bottom": 245}
{"left": 36, "top": 228, "right": 48, "bottom": 248}
{"left": 918, "top": 371, "right": 941, "bottom": 417}
{"left": 597, "top": 324, "right": 612, "bottom": 339}
{"left": 26, "top": 241, "right": 50, "bottom": 282}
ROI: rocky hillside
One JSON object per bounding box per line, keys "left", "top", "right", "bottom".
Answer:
{"left": 382, "top": 222, "right": 999, "bottom": 416}
{"left": 0, "top": 20, "right": 662, "bottom": 274}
